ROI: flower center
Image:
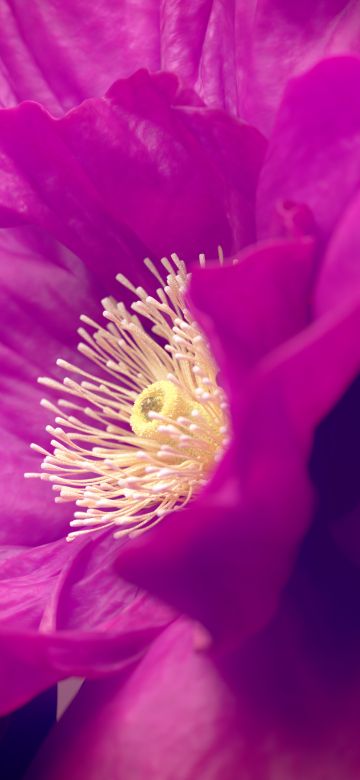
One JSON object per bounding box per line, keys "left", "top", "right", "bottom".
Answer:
{"left": 131, "top": 379, "right": 207, "bottom": 439}
{"left": 131, "top": 380, "right": 189, "bottom": 438}
{"left": 26, "top": 252, "right": 229, "bottom": 540}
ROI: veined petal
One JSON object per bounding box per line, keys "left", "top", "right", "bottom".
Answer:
{"left": 257, "top": 57, "right": 360, "bottom": 243}
{"left": 234, "top": 1, "right": 360, "bottom": 134}
{"left": 1, "top": 0, "right": 359, "bottom": 137}
{"left": 0, "top": 533, "right": 174, "bottom": 714}
{"left": 0, "top": 69, "right": 265, "bottom": 286}
{"left": 0, "top": 1, "right": 160, "bottom": 112}
{"left": 0, "top": 227, "right": 102, "bottom": 544}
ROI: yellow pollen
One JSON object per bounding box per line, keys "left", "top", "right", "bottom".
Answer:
{"left": 25, "top": 251, "right": 230, "bottom": 540}
{"left": 131, "top": 380, "right": 201, "bottom": 439}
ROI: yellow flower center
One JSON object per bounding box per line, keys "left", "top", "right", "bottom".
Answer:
{"left": 131, "top": 380, "right": 193, "bottom": 439}
{"left": 25, "top": 252, "right": 229, "bottom": 540}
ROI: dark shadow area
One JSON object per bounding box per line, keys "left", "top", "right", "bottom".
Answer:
{"left": 0, "top": 687, "right": 57, "bottom": 779}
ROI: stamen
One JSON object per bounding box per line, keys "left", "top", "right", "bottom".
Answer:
{"left": 28, "top": 253, "right": 230, "bottom": 540}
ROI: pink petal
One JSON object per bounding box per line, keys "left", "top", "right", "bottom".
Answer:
{"left": 0, "top": 1, "right": 160, "bottom": 112}
{"left": 117, "top": 251, "right": 360, "bottom": 647}
{"left": 160, "top": 2, "right": 360, "bottom": 135}
{"left": 1, "top": 1, "right": 359, "bottom": 135}
{"left": 161, "top": 1, "right": 239, "bottom": 117}
{"left": 28, "top": 606, "right": 360, "bottom": 780}
{"left": 0, "top": 227, "right": 102, "bottom": 544}
{"left": 188, "top": 237, "right": 314, "bottom": 387}
{"left": 0, "top": 70, "right": 265, "bottom": 283}
{"left": 159, "top": 2, "right": 360, "bottom": 136}
{"left": 315, "top": 188, "right": 360, "bottom": 316}
{"left": 234, "top": 1, "right": 360, "bottom": 134}
{"left": 0, "top": 71, "right": 264, "bottom": 543}
{"left": 257, "top": 57, "right": 360, "bottom": 243}
{"left": 0, "top": 533, "right": 174, "bottom": 714}
{"left": 27, "top": 620, "right": 246, "bottom": 780}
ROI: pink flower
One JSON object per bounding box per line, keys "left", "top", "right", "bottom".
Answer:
{"left": 0, "top": 68, "right": 264, "bottom": 714}
{"left": 0, "top": 4, "right": 360, "bottom": 778}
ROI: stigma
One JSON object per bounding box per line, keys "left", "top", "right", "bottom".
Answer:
{"left": 25, "top": 252, "right": 229, "bottom": 540}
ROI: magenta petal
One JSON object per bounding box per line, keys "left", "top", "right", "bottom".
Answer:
{"left": 234, "top": 2, "right": 360, "bottom": 134}
{"left": 0, "top": 70, "right": 265, "bottom": 284}
{"left": 188, "top": 237, "right": 314, "bottom": 386}
{"left": 117, "top": 293, "right": 360, "bottom": 647}
{"left": 162, "top": 2, "right": 360, "bottom": 135}
{"left": 0, "top": 429, "right": 70, "bottom": 546}
{"left": 0, "top": 538, "right": 76, "bottom": 629}
{"left": 0, "top": 537, "right": 83, "bottom": 713}
{"left": 0, "top": 227, "right": 103, "bottom": 544}
{"left": 0, "top": 533, "right": 174, "bottom": 714}
{"left": 257, "top": 57, "right": 360, "bottom": 243}
{"left": 315, "top": 188, "right": 360, "bottom": 316}
{"left": 28, "top": 620, "right": 245, "bottom": 780}
{"left": 0, "top": 1, "right": 160, "bottom": 112}
{"left": 161, "top": 1, "right": 239, "bottom": 117}
{"left": 27, "top": 613, "right": 360, "bottom": 780}
{"left": 1, "top": 2, "right": 360, "bottom": 130}
{"left": 46, "top": 533, "right": 175, "bottom": 635}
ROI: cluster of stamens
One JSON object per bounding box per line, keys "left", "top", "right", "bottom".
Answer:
{"left": 26, "top": 252, "right": 229, "bottom": 540}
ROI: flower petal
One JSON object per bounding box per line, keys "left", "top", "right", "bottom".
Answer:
{"left": 28, "top": 598, "right": 360, "bottom": 780}
{"left": 257, "top": 57, "right": 360, "bottom": 243}
{"left": 315, "top": 188, "right": 360, "bottom": 316}
{"left": 2, "top": 1, "right": 359, "bottom": 138}
{"left": 234, "top": 2, "right": 360, "bottom": 134}
{"left": 0, "top": 70, "right": 265, "bottom": 282}
{"left": 159, "top": 2, "right": 360, "bottom": 135}
{"left": 0, "top": 1, "right": 160, "bottom": 112}
{"left": 188, "top": 236, "right": 314, "bottom": 388}
{"left": 117, "top": 264, "right": 360, "bottom": 647}
{"left": 27, "top": 620, "right": 245, "bottom": 780}
{"left": 0, "top": 227, "right": 104, "bottom": 544}
{"left": 0, "top": 533, "right": 174, "bottom": 714}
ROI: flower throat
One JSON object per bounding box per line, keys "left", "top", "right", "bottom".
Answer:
{"left": 26, "top": 252, "right": 229, "bottom": 539}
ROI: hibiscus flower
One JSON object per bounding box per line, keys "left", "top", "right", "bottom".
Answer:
{"left": 0, "top": 2, "right": 359, "bottom": 779}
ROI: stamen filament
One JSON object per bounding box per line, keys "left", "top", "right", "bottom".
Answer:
{"left": 29, "top": 251, "right": 229, "bottom": 540}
